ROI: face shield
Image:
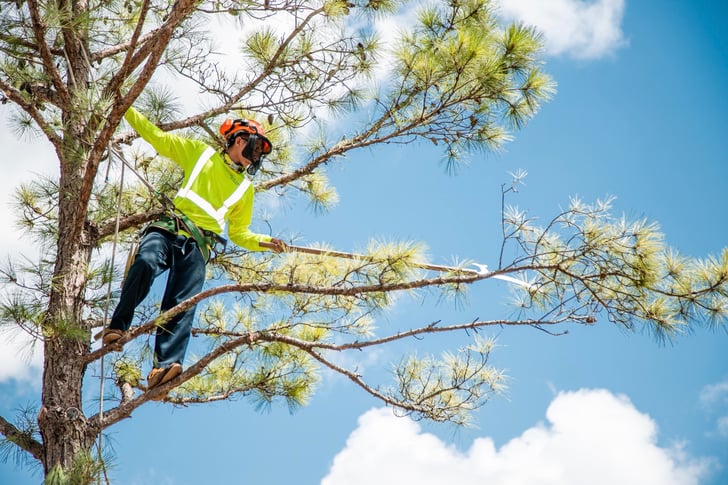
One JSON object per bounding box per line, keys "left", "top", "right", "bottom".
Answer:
{"left": 241, "top": 133, "right": 272, "bottom": 176}
{"left": 222, "top": 118, "right": 273, "bottom": 177}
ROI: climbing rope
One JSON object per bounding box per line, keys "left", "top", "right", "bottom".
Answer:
{"left": 94, "top": 142, "right": 172, "bottom": 483}
{"left": 96, "top": 143, "right": 125, "bottom": 485}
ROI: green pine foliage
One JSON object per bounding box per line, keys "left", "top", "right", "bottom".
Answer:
{"left": 0, "top": 0, "right": 724, "bottom": 482}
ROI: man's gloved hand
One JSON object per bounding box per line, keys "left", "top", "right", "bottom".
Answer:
{"left": 267, "top": 238, "right": 287, "bottom": 253}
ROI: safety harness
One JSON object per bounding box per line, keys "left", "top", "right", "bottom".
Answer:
{"left": 146, "top": 213, "right": 224, "bottom": 263}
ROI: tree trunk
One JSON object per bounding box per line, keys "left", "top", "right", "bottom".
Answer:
{"left": 35, "top": 6, "right": 99, "bottom": 473}
{"left": 39, "top": 141, "right": 96, "bottom": 475}
{"left": 39, "top": 338, "right": 93, "bottom": 475}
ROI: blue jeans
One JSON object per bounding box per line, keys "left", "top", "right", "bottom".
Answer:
{"left": 110, "top": 228, "right": 206, "bottom": 368}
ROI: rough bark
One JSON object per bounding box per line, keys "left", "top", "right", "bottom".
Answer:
{"left": 39, "top": 138, "right": 96, "bottom": 474}
{"left": 38, "top": 1, "right": 96, "bottom": 462}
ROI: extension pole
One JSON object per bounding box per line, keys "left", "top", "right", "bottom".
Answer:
{"left": 259, "top": 242, "right": 532, "bottom": 288}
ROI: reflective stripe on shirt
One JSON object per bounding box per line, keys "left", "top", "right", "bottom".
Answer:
{"left": 175, "top": 147, "right": 252, "bottom": 232}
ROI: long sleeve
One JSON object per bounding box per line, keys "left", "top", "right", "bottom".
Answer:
{"left": 124, "top": 107, "right": 203, "bottom": 173}
{"left": 226, "top": 186, "right": 272, "bottom": 251}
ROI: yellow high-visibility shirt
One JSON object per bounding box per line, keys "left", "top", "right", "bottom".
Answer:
{"left": 124, "top": 107, "right": 272, "bottom": 251}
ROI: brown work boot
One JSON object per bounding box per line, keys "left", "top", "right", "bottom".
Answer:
{"left": 147, "top": 363, "right": 182, "bottom": 400}
{"left": 96, "top": 328, "right": 124, "bottom": 350}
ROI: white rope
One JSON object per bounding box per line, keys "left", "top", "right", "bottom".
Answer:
{"left": 96, "top": 144, "right": 125, "bottom": 485}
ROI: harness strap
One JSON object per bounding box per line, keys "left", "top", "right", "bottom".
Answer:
{"left": 146, "top": 214, "right": 227, "bottom": 263}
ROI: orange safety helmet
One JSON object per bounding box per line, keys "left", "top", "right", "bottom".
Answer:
{"left": 219, "top": 118, "right": 273, "bottom": 175}
{"left": 219, "top": 118, "right": 272, "bottom": 153}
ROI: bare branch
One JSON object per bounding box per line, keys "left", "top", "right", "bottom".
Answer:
{"left": 82, "top": 270, "right": 496, "bottom": 364}
{"left": 90, "top": 31, "right": 156, "bottom": 64}
{"left": 0, "top": 415, "right": 44, "bottom": 463}
{"left": 192, "top": 316, "right": 580, "bottom": 351}
{"left": 305, "top": 346, "right": 412, "bottom": 410}
{"left": 25, "top": 0, "right": 71, "bottom": 105}
{"left": 0, "top": 79, "right": 62, "bottom": 146}
{"left": 88, "top": 330, "right": 263, "bottom": 431}
{"left": 93, "top": 208, "right": 165, "bottom": 241}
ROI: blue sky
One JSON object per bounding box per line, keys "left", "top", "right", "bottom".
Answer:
{"left": 1, "top": 0, "right": 727, "bottom": 484}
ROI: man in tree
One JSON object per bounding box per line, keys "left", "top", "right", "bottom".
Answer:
{"left": 99, "top": 107, "right": 287, "bottom": 392}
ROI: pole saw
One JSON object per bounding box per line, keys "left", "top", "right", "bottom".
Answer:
{"left": 259, "top": 242, "right": 533, "bottom": 289}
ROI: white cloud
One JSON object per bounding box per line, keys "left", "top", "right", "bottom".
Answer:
{"left": 322, "top": 389, "right": 713, "bottom": 485}
{"left": 0, "top": 110, "right": 53, "bottom": 384}
{"left": 717, "top": 417, "right": 728, "bottom": 438}
{"left": 0, "top": 111, "right": 55, "bottom": 260}
{"left": 496, "top": 0, "right": 628, "bottom": 60}
{"left": 700, "top": 379, "right": 728, "bottom": 407}
{"left": 699, "top": 379, "right": 728, "bottom": 439}
{"left": 0, "top": 327, "right": 43, "bottom": 384}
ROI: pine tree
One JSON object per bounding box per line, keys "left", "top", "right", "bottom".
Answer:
{"left": 0, "top": 1, "right": 725, "bottom": 482}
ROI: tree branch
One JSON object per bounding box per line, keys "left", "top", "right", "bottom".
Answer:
{"left": 0, "top": 78, "right": 62, "bottom": 146}
{"left": 87, "top": 330, "right": 263, "bottom": 432}
{"left": 83, "top": 270, "right": 502, "bottom": 364}
{"left": 93, "top": 208, "right": 165, "bottom": 241}
{"left": 192, "top": 315, "right": 578, "bottom": 352}
{"left": 101, "top": 0, "right": 152, "bottom": 107}
{"left": 25, "top": 0, "right": 71, "bottom": 105}
{"left": 0, "top": 415, "right": 44, "bottom": 463}
{"left": 90, "top": 31, "right": 156, "bottom": 65}
{"left": 305, "top": 345, "right": 413, "bottom": 410}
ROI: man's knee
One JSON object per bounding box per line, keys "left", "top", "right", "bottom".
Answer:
{"left": 130, "top": 250, "right": 156, "bottom": 271}
{"left": 133, "top": 233, "right": 167, "bottom": 270}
